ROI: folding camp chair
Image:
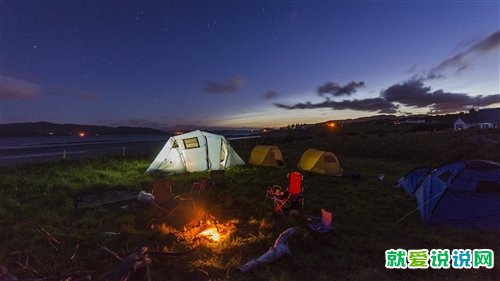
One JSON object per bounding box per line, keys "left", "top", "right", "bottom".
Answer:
{"left": 191, "top": 177, "right": 210, "bottom": 195}
{"left": 307, "top": 208, "right": 333, "bottom": 233}
{"left": 266, "top": 185, "right": 284, "bottom": 199}
{"left": 267, "top": 171, "right": 304, "bottom": 215}
{"left": 151, "top": 178, "right": 172, "bottom": 206}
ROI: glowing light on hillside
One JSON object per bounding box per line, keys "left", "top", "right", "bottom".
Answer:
{"left": 78, "top": 132, "right": 86, "bottom": 137}
{"left": 327, "top": 122, "right": 336, "bottom": 128}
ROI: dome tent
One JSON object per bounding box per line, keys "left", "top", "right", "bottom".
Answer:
{"left": 398, "top": 160, "right": 500, "bottom": 229}
{"left": 297, "top": 148, "right": 342, "bottom": 176}
{"left": 146, "top": 130, "right": 245, "bottom": 174}
{"left": 248, "top": 145, "right": 285, "bottom": 168}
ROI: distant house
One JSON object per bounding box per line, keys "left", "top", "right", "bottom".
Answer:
{"left": 453, "top": 108, "right": 500, "bottom": 130}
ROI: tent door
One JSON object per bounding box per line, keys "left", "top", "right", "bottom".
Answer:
{"left": 182, "top": 136, "right": 208, "bottom": 172}
{"left": 206, "top": 137, "right": 223, "bottom": 170}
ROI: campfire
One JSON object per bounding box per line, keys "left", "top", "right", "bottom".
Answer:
{"left": 153, "top": 212, "right": 237, "bottom": 252}
{"left": 184, "top": 218, "right": 235, "bottom": 244}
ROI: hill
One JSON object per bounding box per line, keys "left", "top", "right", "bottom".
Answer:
{"left": 0, "top": 122, "right": 167, "bottom": 137}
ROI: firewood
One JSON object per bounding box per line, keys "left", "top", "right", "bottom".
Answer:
{"left": 97, "top": 246, "right": 149, "bottom": 281}
{"left": 100, "top": 248, "right": 122, "bottom": 262}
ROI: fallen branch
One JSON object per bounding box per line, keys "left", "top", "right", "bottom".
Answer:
{"left": 70, "top": 245, "right": 80, "bottom": 261}
{"left": 10, "top": 222, "right": 84, "bottom": 280}
{"left": 100, "top": 247, "right": 123, "bottom": 262}
{"left": 97, "top": 245, "right": 151, "bottom": 281}
{"left": 15, "top": 257, "right": 40, "bottom": 277}
{"left": 34, "top": 221, "right": 61, "bottom": 252}
{"left": 50, "top": 223, "right": 77, "bottom": 272}
{"left": 26, "top": 250, "right": 50, "bottom": 275}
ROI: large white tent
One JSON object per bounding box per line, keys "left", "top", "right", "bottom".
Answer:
{"left": 146, "top": 130, "right": 245, "bottom": 173}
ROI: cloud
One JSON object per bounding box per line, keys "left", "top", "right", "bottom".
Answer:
{"left": 381, "top": 79, "right": 500, "bottom": 113}
{"left": 427, "top": 30, "right": 500, "bottom": 79}
{"left": 201, "top": 76, "right": 246, "bottom": 94}
{"left": 275, "top": 78, "right": 499, "bottom": 115}
{"left": 263, "top": 90, "right": 279, "bottom": 99}
{"left": 424, "top": 73, "right": 445, "bottom": 80}
{"left": 0, "top": 75, "right": 43, "bottom": 100}
{"left": 406, "top": 64, "right": 417, "bottom": 74}
{"left": 275, "top": 79, "right": 396, "bottom": 113}
{"left": 275, "top": 97, "right": 398, "bottom": 113}
{"left": 317, "top": 81, "right": 365, "bottom": 96}
{"left": 1, "top": 75, "right": 99, "bottom": 101}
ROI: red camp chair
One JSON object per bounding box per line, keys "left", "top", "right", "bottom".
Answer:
{"left": 266, "top": 172, "right": 304, "bottom": 215}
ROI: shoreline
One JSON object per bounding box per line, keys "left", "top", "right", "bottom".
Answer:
{"left": 0, "top": 140, "right": 165, "bottom": 167}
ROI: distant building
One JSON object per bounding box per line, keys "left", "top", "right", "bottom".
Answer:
{"left": 453, "top": 108, "right": 500, "bottom": 130}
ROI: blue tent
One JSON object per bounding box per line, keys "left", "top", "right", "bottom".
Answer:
{"left": 398, "top": 160, "right": 500, "bottom": 229}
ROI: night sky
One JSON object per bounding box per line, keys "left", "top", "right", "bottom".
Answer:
{"left": 1, "top": 2, "right": 499, "bottom": 130}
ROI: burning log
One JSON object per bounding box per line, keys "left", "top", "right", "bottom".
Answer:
{"left": 238, "top": 227, "right": 297, "bottom": 273}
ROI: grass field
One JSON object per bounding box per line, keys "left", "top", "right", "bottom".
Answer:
{"left": 1, "top": 129, "right": 499, "bottom": 280}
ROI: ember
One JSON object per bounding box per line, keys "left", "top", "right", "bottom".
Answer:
{"left": 197, "top": 227, "right": 220, "bottom": 241}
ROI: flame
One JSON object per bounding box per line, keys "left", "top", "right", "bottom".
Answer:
{"left": 198, "top": 227, "right": 220, "bottom": 241}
